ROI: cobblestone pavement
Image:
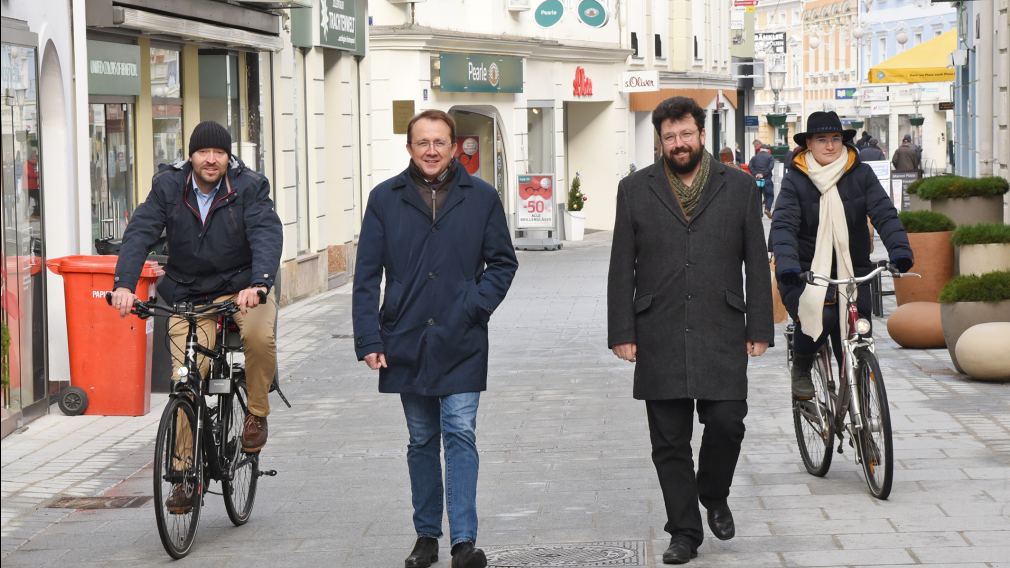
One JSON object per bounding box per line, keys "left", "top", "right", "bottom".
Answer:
{"left": 2, "top": 226, "right": 1008, "bottom": 567}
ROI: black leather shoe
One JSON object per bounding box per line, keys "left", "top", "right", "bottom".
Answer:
{"left": 451, "top": 541, "right": 487, "bottom": 568}
{"left": 707, "top": 502, "right": 736, "bottom": 540}
{"left": 662, "top": 539, "right": 697, "bottom": 565}
{"left": 405, "top": 537, "right": 438, "bottom": 568}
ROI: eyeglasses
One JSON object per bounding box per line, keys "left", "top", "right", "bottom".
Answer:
{"left": 661, "top": 130, "right": 698, "bottom": 145}
{"left": 411, "top": 139, "right": 451, "bottom": 151}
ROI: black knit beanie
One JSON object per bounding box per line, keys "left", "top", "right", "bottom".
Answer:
{"left": 188, "top": 121, "right": 232, "bottom": 156}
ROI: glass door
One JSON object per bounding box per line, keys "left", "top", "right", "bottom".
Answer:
{"left": 89, "top": 101, "right": 135, "bottom": 241}
{"left": 1, "top": 41, "right": 47, "bottom": 418}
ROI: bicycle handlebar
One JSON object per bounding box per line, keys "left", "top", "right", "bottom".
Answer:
{"left": 800, "top": 263, "right": 921, "bottom": 287}
{"left": 104, "top": 292, "right": 265, "bottom": 320}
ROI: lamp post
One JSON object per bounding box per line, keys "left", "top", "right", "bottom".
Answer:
{"left": 910, "top": 85, "right": 925, "bottom": 148}
{"left": 767, "top": 60, "right": 787, "bottom": 141}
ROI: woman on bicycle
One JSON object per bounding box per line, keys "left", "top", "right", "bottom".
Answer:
{"left": 769, "top": 111, "right": 913, "bottom": 400}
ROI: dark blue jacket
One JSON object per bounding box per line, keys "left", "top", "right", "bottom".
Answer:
{"left": 352, "top": 163, "right": 518, "bottom": 395}
{"left": 114, "top": 157, "right": 282, "bottom": 303}
{"left": 748, "top": 149, "right": 776, "bottom": 181}
{"left": 770, "top": 147, "right": 912, "bottom": 312}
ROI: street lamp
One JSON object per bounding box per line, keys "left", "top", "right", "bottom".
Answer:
{"left": 767, "top": 61, "right": 788, "bottom": 147}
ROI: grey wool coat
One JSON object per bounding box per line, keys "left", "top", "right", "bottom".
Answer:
{"left": 607, "top": 158, "right": 774, "bottom": 401}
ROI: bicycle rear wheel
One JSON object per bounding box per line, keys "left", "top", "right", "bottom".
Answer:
{"left": 153, "top": 396, "right": 203, "bottom": 559}
{"left": 793, "top": 348, "right": 835, "bottom": 476}
{"left": 222, "top": 380, "right": 258, "bottom": 525}
{"left": 854, "top": 349, "right": 893, "bottom": 499}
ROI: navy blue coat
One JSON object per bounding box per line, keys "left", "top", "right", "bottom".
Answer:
{"left": 114, "top": 157, "right": 282, "bottom": 303}
{"left": 352, "top": 164, "right": 518, "bottom": 395}
{"left": 770, "top": 147, "right": 912, "bottom": 314}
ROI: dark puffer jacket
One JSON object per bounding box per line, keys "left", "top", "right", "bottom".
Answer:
{"left": 114, "top": 157, "right": 283, "bottom": 303}
{"left": 770, "top": 147, "right": 912, "bottom": 310}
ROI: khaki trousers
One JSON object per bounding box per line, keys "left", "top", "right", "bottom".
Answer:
{"left": 168, "top": 292, "right": 277, "bottom": 468}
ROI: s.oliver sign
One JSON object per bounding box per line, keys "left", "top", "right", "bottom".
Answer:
{"left": 620, "top": 70, "right": 659, "bottom": 93}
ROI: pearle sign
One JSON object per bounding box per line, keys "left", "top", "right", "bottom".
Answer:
{"left": 534, "top": 0, "right": 564, "bottom": 27}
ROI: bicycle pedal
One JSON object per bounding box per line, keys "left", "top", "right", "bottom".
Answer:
{"left": 258, "top": 469, "right": 278, "bottom": 477}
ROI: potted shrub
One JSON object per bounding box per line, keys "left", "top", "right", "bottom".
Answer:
{"left": 939, "top": 271, "right": 1010, "bottom": 373}
{"left": 915, "top": 175, "right": 1009, "bottom": 226}
{"left": 950, "top": 223, "right": 1010, "bottom": 276}
{"left": 564, "top": 172, "right": 587, "bottom": 241}
{"left": 893, "top": 211, "right": 955, "bottom": 304}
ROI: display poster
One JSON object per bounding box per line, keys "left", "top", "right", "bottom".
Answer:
{"left": 516, "top": 174, "right": 555, "bottom": 229}
{"left": 455, "top": 135, "right": 480, "bottom": 175}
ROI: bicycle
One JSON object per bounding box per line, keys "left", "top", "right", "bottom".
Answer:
{"left": 785, "top": 264, "right": 919, "bottom": 500}
{"left": 106, "top": 292, "right": 277, "bottom": 558}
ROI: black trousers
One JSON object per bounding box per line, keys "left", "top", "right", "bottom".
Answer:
{"left": 645, "top": 399, "right": 748, "bottom": 548}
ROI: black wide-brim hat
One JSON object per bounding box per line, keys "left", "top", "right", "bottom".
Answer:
{"left": 793, "top": 111, "right": 857, "bottom": 147}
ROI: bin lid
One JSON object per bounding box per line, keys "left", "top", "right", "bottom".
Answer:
{"left": 46, "top": 255, "right": 161, "bottom": 278}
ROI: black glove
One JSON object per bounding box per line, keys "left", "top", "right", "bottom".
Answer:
{"left": 779, "top": 269, "right": 802, "bottom": 287}
{"left": 892, "top": 257, "right": 914, "bottom": 273}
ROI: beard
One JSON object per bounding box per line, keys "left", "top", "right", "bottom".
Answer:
{"left": 665, "top": 144, "right": 705, "bottom": 174}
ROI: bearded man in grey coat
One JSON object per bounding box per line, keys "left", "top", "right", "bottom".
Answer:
{"left": 607, "top": 96, "right": 774, "bottom": 565}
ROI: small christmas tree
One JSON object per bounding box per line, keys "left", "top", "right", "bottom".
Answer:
{"left": 567, "top": 172, "right": 587, "bottom": 212}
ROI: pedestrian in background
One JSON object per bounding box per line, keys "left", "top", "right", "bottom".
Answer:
{"left": 858, "top": 138, "right": 887, "bottom": 162}
{"left": 892, "top": 134, "right": 922, "bottom": 173}
{"left": 770, "top": 111, "right": 912, "bottom": 400}
{"left": 748, "top": 139, "right": 776, "bottom": 218}
{"left": 608, "top": 96, "right": 774, "bottom": 565}
{"left": 855, "top": 131, "right": 871, "bottom": 150}
{"left": 352, "top": 110, "right": 518, "bottom": 568}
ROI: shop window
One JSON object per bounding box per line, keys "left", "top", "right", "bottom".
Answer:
{"left": 1, "top": 40, "right": 47, "bottom": 418}
{"left": 654, "top": 34, "right": 663, "bottom": 59}
{"left": 527, "top": 106, "right": 555, "bottom": 175}
{"left": 151, "top": 47, "right": 182, "bottom": 165}
{"left": 631, "top": 32, "right": 639, "bottom": 58}
{"left": 198, "top": 51, "right": 240, "bottom": 150}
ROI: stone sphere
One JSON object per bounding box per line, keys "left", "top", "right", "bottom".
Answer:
{"left": 954, "top": 322, "right": 1010, "bottom": 381}
{"left": 887, "top": 302, "right": 946, "bottom": 348}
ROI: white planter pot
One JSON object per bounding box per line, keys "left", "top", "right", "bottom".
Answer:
{"left": 958, "top": 243, "right": 1010, "bottom": 276}
{"left": 564, "top": 211, "right": 586, "bottom": 241}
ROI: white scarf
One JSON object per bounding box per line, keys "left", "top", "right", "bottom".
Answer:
{"left": 798, "top": 150, "right": 853, "bottom": 341}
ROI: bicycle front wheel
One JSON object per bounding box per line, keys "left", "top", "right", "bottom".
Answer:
{"left": 855, "top": 349, "right": 893, "bottom": 499}
{"left": 222, "top": 381, "right": 258, "bottom": 525}
{"left": 153, "top": 396, "right": 203, "bottom": 559}
{"left": 793, "top": 349, "right": 835, "bottom": 477}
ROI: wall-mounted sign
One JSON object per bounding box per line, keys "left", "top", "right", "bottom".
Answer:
{"left": 620, "top": 70, "right": 659, "bottom": 93}
{"left": 835, "top": 87, "right": 857, "bottom": 100}
{"left": 534, "top": 0, "right": 564, "bottom": 27}
{"left": 437, "top": 53, "right": 523, "bottom": 93}
{"left": 938, "top": 101, "right": 954, "bottom": 111}
{"left": 744, "top": 115, "right": 760, "bottom": 127}
{"left": 573, "top": 66, "right": 593, "bottom": 97}
{"left": 392, "top": 100, "right": 415, "bottom": 134}
{"left": 576, "top": 0, "right": 608, "bottom": 28}
{"left": 517, "top": 174, "right": 555, "bottom": 229}
{"left": 754, "top": 32, "right": 787, "bottom": 56}
{"left": 291, "top": 0, "right": 366, "bottom": 55}
{"left": 87, "top": 40, "right": 141, "bottom": 96}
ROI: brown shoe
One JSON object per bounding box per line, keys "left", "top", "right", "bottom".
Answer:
{"left": 166, "top": 483, "right": 193, "bottom": 515}
{"left": 242, "top": 413, "right": 267, "bottom": 453}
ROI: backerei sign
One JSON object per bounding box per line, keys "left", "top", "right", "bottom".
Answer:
{"left": 87, "top": 40, "right": 140, "bottom": 96}
{"left": 620, "top": 70, "right": 659, "bottom": 93}
{"left": 438, "top": 53, "right": 523, "bottom": 94}
{"left": 292, "top": 0, "right": 365, "bottom": 56}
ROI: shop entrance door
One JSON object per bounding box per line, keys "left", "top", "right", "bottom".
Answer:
{"left": 89, "top": 100, "right": 135, "bottom": 243}
{"left": 448, "top": 108, "right": 509, "bottom": 215}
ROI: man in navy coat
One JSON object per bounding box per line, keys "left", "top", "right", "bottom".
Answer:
{"left": 353, "top": 110, "right": 518, "bottom": 568}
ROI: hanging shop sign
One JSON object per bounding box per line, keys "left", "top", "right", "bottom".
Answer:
{"left": 291, "top": 0, "right": 366, "bottom": 55}
{"left": 620, "top": 70, "right": 659, "bottom": 93}
{"left": 87, "top": 40, "right": 140, "bottom": 96}
{"left": 576, "top": 0, "right": 608, "bottom": 28}
{"left": 573, "top": 66, "right": 593, "bottom": 97}
{"left": 517, "top": 174, "right": 555, "bottom": 229}
{"left": 534, "top": 0, "right": 564, "bottom": 27}
{"left": 436, "top": 53, "right": 523, "bottom": 93}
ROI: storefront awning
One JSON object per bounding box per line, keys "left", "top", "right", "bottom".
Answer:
{"left": 113, "top": 7, "right": 283, "bottom": 52}
{"left": 629, "top": 89, "right": 737, "bottom": 112}
{"left": 867, "top": 29, "right": 956, "bottom": 84}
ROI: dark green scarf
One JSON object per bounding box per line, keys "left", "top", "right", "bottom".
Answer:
{"left": 663, "top": 150, "right": 713, "bottom": 218}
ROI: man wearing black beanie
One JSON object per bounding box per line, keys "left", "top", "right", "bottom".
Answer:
{"left": 111, "top": 121, "right": 283, "bottom": 514}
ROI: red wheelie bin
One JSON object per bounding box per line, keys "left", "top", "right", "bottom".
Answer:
{"left": 46, "top": 255, "right": 160, "bottom": 416}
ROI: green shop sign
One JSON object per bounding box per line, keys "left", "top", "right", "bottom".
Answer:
{"left": 577, "top": 0, "right": 608, "bottom": 28}
{"left": 292, "top": 0, "right": 365, "bottom": 56}
{"left": 534, "top": 0, "right": 564, "bottom": 28}
{"left": 437, "top": 53, "right": 523, "bottom": 94}
{"left": 87, "top": 40, "right": 140, "bottom": 96}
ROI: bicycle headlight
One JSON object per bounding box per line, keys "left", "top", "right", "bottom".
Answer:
{"left": 855, "top": 318, "right": 872, "bottom": 335}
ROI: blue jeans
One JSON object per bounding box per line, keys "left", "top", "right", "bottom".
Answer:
{"left": 400, "top": 392, "right": 481, "bottom": 546}
{"left": 761, "top": 180, "right": 775, "bottom": 211}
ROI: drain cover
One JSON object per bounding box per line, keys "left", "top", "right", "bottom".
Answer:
{"left": 485, "top": 541, "right": 646, "bottom": 567}
{"left": 47, "top": 496, "right": 152, "bottom": 510}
